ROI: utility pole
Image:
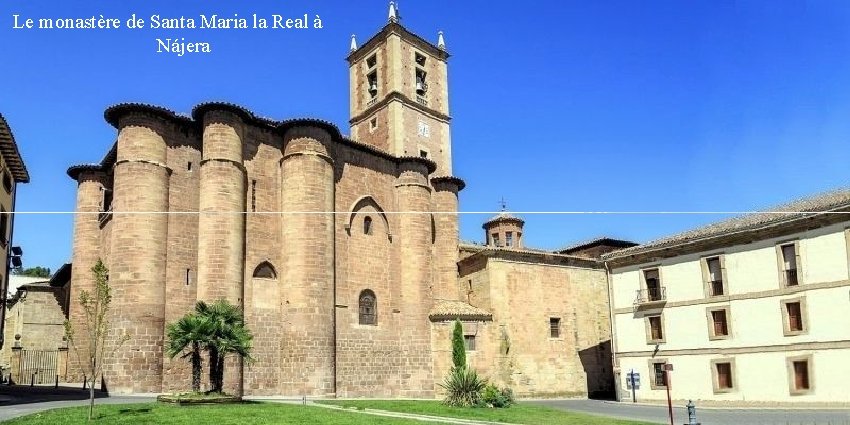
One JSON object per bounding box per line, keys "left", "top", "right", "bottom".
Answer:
{"left": 664, "top": 365, "right": 674, "bottom": 425}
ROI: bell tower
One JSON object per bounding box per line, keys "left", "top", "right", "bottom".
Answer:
{"left": 347, "top": 2, "right": 453, "bottom": 175}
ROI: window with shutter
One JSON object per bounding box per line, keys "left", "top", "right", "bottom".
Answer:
{"left": 464, "top": 335, "right": 476, "bottom": 351}
{"left": 649, "top": 316, "right": 663, "bottom": 341}
{"left": 644, "top": 269, "right": 661, "bottom": 300}
{"left": 706, "top": 257, "right": 724, "bottom": 296}
{"left": 793, "top": 361, "right": 809, "bottom": 390}
{"left": 780, "top": 243, "right": 799, "bottom": 286}
{"left": 716, "top": 362, "right": 733, "bottom": 389}
{"left": 712, "top": 310, "right": 728, "bottom": 336}
{"left": 549, "top": 318, "right": 560, "bottom": 338}
{"left": 787, "top": 302, "right": 802, "bottom": 332}
{"left": 653, "top": 362, "right": 667, "bottom": 387}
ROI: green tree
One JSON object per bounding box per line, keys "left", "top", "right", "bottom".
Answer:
{"left": 451, "top": 319, "right": 466, "bottom": 369}
{"left": 194, "top": 300, "right": 253, "bottom": 394}
{"left": 165, "top": 312, "right": 212, "bottom": 393}
{"left": 16, "top": 266, "right": 50, "bottom": 278}
{"left": 63, "top": 259, "right": 129, "bottom": 421}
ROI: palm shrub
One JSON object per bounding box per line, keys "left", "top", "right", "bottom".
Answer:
{"left": 439, "top": 366, "right": 487, "bottom": 407}
{"left": 165, "top": 312, "right": 212, "bottom": 393}
{"left": 194, "top": 300, "right": 253, "bottom": 394}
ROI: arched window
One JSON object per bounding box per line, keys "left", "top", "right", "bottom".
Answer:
{"left": 359, "top": 289, "right": 377, "bottom": 325}
{"left": 252, "top": 261, "right": 277, "bottom": 279}
{"left": 364, "top": 216, "right": 373, "bottom": 235}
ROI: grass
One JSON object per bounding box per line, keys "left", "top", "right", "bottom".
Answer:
{"left": 317, "top": 400, "right": 657, "bottom": 425}
{"left": 2, "top": 402, "right": 426, "bottom": 425}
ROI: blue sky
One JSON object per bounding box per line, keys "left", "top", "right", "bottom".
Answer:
{"left": 2, "top": 0, "right": 850, "bottom": 270}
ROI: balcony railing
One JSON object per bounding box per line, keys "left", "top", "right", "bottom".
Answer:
{"left": 634, "top": 287, "right": 667, "bottom": 305}
{"left": 416, "top": 95, "right": 429, "bottom": 107}
{"left": 785, "top": 269, "right": 799, "bottom": 286}
{"left": 709, "top": 280, "right": 725, "bottom": 296}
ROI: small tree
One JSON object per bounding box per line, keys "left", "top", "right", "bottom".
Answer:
{"left": 194, "top": 300, "right": 252, "bottom": 394}
{"left": 63, "top": 259, "right": 129, "bottom": 421}
{"left": 451, "top": 319, "right": 466, "bottom": 369}
{"left": 165, "top": 313, "right": 212, "bottom": 393}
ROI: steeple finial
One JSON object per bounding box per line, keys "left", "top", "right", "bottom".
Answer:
{"left": 499, "top": 197, "right": 508, "bottom": 212}
{"left": 350, "top": 34, "right": 357, "bottom": 52}
{"left": 389, "top": 1, "right": 399, "bottom": 23}
{"left": 437, "top": 31, "right": 446, "bottom": 50}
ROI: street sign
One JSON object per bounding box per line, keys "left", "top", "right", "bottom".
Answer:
{"left": 626, "top": 372, "right": 640, "bottom": 389}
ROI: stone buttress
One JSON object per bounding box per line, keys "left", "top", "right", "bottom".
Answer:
{"left": 195, "top": 106, "right": 248, "bottom": 394}
{"left": 278, "top": 124, "right": 336, "bottom": 396}
{"left": 107, "top": 111, "right": 170, "bottom": 393}
{"left": 395, "top": 157, "right": 435, "bottom": 396}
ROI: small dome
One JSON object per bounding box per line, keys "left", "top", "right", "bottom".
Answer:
{"left": 482, "top": 200, "right": 525, "bottom": 249}
{"left": 483, "top": 211, "right": 524, "bottom": 228}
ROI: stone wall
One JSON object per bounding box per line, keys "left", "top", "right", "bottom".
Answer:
{"left": 1, "top": 283, "right": 68, "bottom": 380}
{"left": 455, "top": 255, "right": 614, "bottom": 398}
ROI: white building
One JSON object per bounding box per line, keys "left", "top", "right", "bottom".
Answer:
{"left": 604, "top": 189, "right": 850, "bottom": 405}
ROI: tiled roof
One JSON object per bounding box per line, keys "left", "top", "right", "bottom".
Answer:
{"left": 429, "top": 300, "right": 492, "bottom": 322}
{"left": 69, "top": 102, "right": 454, "bottom": 180}
{"left": 483, "top": 212, "right": 524, "bottom": 227}
{"left": 0, "top": 113, "right": 30, "bottom": 183}
{"left": 556, "top": 236, "right": 637, "bottom": 254}
{"left": 604, "top": 187, "right": 850, "bottom": 259}
{"left": 459, "top": 242, "right": 554, "bottom": 255}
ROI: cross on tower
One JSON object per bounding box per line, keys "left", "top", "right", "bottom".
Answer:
{"left": 499, "top": 197, "right": 507, "bottom": 212}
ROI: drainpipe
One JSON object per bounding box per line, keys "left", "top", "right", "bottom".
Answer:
{"left": 604, "top": 260, "right": 621, "bottom": 402}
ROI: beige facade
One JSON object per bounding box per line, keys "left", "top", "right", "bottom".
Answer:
{"left": 0, "top": 114, "right": 30, "bottom": 353}
{"left": 427, "top": 213, "right": 618, "bottom": 398}
{"left": 448, "top": 244, "right": 615, "bottom": 398}
{"left": 605, "top": 191, "right": 850, "bottom": 405}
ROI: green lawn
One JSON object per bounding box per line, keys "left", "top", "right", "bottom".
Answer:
{"left": 317, "top": 400, "right": 656, "bottom": 425}
{"left": 2, "top": 402, "right": 425, "bottom": 425}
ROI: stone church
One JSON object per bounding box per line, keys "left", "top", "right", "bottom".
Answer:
{"left": 66, "top": 4, "right": 615, "bottom": 398}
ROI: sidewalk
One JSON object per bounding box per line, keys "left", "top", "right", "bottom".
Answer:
{"left": 532, "top": 399, "right": 850, "bottom": 425}
{"left": 604, "top": 398, "right": 850, "bottom": 410}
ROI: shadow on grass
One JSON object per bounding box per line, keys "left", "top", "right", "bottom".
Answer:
{"left": 86, "top": 406, "right": 155, "bottom": 422}
{"left": 117, "top": 407, "right": 152, "bottom": 415}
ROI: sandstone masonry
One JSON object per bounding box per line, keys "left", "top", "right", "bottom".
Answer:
{"left": 65, "top": 7, "right": 615, "bottom": 398}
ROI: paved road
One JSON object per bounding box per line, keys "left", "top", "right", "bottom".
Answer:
{"left": 0, "top": 386, "right": 153, "bottom": 422}
{"left": 532, "top": 399, "right": 850, "bottom": 425}
{"left": 0, "top": 396, "right": 154, "bottom": 422}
